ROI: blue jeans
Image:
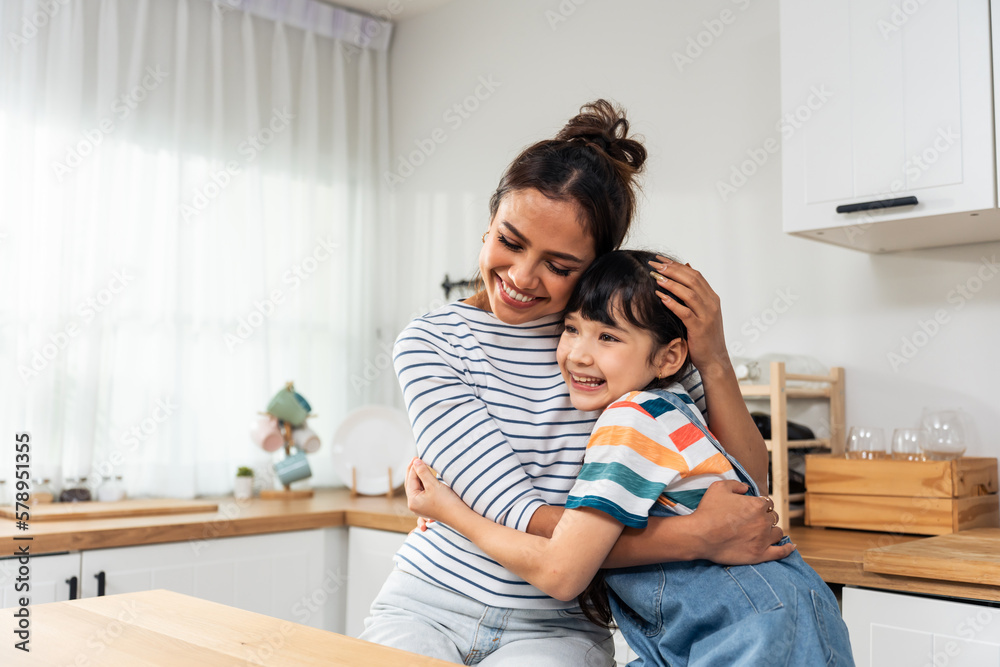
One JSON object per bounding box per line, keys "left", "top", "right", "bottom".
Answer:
{"left": 606, "top": 389, "right": 855, "bottom": 666}
{"left": 359, "top": 569, "right": 615, "bottom": 666}
{"left": 606, "top": 541, "right": 854, "bottom": 666}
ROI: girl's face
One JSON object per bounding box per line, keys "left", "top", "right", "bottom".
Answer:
{"left": 557, "top": 309, "right": 685, "bottom": 413}
{"left": 478, "top": 189, "right": 596, "bottom": 324}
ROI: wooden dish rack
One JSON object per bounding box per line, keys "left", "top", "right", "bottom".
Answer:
{"left": 739, "top": 361, "right": 845, "bottom": 531}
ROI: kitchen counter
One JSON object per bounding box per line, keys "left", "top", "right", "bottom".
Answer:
{"left": 0, "top": 488, "right": 417, "bottom": 554}
{"left": 3, "top": 489, "right": 999, "bottom": 603}
{"left": 788, "top": 524, "right": 1000, "bottom": 602}
{"left": 2, "top": 589, "right": 453, "bottom": 666}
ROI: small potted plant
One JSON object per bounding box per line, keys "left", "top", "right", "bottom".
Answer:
{"left": 234, "top": 466, "right": 254, "bottom": 500}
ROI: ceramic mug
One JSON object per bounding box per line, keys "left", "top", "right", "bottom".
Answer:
{"left": 250, "top": 416, "right": 284, "bottom": 452}
{"left": 267, "top": 389, "right": 309, "bottom": 427}
{"left": 293, "top": 426, "right": 321, "bottom": 454}
{"left": 273, "top": 448, "right": 312, "bottom": 486}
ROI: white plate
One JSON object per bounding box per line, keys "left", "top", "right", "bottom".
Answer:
{"left": 331, "top": 406, "right": 416, "bottom": 495}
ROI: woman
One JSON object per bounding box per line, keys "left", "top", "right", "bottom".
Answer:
{"left": 360, "top": 100, "right": 793, "bottom": 666}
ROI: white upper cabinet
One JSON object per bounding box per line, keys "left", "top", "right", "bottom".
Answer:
{"left": 780, "top": 0, "right": 1000, "bottom": 252}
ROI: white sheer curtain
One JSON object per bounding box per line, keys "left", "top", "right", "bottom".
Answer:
{"left": 0, "top": 0, "right": 395, "bottom": 498}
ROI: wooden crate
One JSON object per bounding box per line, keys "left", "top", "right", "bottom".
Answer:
{"left": 805, "top": 455, "right": 999, "bottom": 535}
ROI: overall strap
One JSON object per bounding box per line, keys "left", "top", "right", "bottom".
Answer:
{"left": 650, "top": 390, "right": 762, "bottom": 497}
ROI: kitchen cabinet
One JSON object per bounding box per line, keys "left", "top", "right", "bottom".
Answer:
{"left": 0, "top": 552, "right": 80, "bottom": 606}
{"left": 344, "top": 526, "right": 407, "bottom": 637}
{"left": 779, "top": 0, "right": 1000, "bottom": 252}
{"left": 843, "top": 587, "right": 1000, "bottom": 667}
{"left": 76, "top": 528, "right": 347, "bottom": 632}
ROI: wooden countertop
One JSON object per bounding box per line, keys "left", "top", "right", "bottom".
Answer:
{"left": 0, "top": 488, "right": 418, "bottom": 555}
{"left": 3, "top": 490, "right": 998, "bottom": 602}
{"left": 2, "top": 589, "right": 453, "bottom": 666}
{"left": 863, "top": 527, "right": 1000, "bottom": 588}
{"left": 789, "top": 524, "right": 1000, "bottom": 602}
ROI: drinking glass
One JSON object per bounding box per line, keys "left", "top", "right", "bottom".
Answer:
{"left": 891, "top": 428, "right": 925, "bottom": 461}
{"left": 920, "top": 410, "right": 966, "bottom": 460}
{"left": 845, "top": 426, "right": 886, "bottom": 460}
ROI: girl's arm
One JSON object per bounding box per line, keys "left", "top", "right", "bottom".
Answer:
{"left": 648, "top": 257, "right": 769, "bottom": 491}
{"left": 407, "top": 459, "right": 624, "bottom": 601}
{"left": 527, "top": 480, "right": 792, "bottom": 567}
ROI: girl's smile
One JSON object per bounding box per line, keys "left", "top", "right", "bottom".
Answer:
{"left": 557, "top": 310, "right": 664, "bottom": 413}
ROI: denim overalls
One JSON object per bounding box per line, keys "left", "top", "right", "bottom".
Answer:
{"left": 604, "top": 390, "right": 855, "bottom": 666}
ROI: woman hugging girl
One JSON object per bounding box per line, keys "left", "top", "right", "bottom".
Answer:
{"left": 406, "top": 249, "right": 855, "bottom": 667}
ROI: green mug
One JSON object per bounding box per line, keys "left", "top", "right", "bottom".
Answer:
{"left": 267, "top": 388, "right": 308, "bottom": 427}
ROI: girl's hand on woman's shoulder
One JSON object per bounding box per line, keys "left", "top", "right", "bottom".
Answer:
{"left": 648, "top": 257, "right": 731, "bottom": 374}
{"left": 405, "top": 457, "right": 466, "bottom": 525}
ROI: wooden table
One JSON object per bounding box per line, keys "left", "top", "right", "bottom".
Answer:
{"left": 2, "top": 589, "right": 453, "bottom": 666}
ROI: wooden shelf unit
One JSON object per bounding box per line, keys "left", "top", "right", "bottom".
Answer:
{"left": 739, "top": 361, "right": 845, "bottom": 531}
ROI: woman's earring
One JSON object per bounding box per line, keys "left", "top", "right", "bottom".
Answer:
{"left": 482, "top": 232, "right": 488, "bottom": 243}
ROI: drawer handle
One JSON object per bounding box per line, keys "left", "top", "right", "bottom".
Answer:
{"left": 65, "top": 576, "right": 78, "bottom": 600}
{"left": 94, "top": 571, "right": 106, "bottom": 597}
{"left": 836, "top": 196, "right": 918, "bottom": 214}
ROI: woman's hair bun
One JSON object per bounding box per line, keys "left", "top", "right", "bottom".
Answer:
{"left": 555, "top": 99, "right": 647, "bottom": 175}
{"left": 488, "top": 98, "right": 648, "bottom": 258}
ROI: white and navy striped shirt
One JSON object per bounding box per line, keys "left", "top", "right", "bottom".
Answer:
{"left": 392, "top": 301, "right": 707, "bottom": 609}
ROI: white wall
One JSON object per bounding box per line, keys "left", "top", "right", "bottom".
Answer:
{"left": 385, "top": 0, "right": 999, "bottom": 455}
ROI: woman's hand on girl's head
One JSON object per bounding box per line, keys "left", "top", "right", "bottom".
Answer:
{"left": 648, "top": 257, "right": 731, "bottom": 374}
{"left": 405, "top": 457, "right": 466, "bottom": 525}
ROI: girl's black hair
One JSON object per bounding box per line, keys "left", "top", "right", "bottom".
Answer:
{"left": 564, "top": 249, "right": 691, "bottom": 390}
{"left": 568, "top": 249, "right": 691, "bottom": 628}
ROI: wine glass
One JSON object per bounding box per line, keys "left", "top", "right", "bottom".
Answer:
{"left": 845, "top": 426, "right": 886, "bottom": 460}
{"left": 920, "top": 410, "right": 966, "bottom": 460}
{"left": 891, "top": 428, "right": 926, "bottom": 461}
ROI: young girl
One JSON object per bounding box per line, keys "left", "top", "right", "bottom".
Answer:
{"left": 406, "top": 249, "right": 855, "bottom": 667}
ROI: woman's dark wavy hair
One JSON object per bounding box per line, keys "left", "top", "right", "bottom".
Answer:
{"left": 566, "top": 249, "right": 692, "bottom": 628}
{"left": 489, "top": 99, "right": 647, "bottom": 256}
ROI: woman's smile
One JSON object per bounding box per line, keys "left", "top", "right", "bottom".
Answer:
{"left": 496, "top": 275, "right": 541, "bottom": 306}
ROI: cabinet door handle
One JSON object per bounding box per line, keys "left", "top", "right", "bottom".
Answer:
{"left": 836, "top": 196, "right": 918, "bottom": 214}
{"left": 65, "top": 576, "right": 78, "bottom": 600}
{"left": 94, "top": 571, "right": 106, "bottom": 597}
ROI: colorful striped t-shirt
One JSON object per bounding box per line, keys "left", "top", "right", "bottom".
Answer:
{"left": 565, "top": 385, "right": 739, "bottom": 528}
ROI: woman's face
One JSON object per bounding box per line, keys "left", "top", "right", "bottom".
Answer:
{"left": 479, "top": 189, "right": 596, "bottom": 324}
